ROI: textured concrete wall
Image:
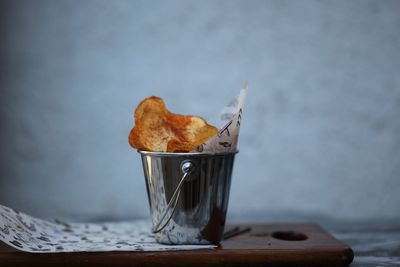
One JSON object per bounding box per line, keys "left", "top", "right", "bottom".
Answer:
{"left": 0, "top": 0, "right": 399, "bottom": 221}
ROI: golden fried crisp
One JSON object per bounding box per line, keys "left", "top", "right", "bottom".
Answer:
{"left": 129, "top": 96, "right": 217, "bottom": 152}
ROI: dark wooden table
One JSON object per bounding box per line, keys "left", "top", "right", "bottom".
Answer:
{"left": 323, "top": 219, "right": 400, "bottom": 267}
{"left": 1, "top": 218, "right": 399, "bottom": 266}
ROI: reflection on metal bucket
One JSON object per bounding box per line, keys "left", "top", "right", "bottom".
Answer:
{"left": 139, "top": 151, "right": 237, "bottom": 245}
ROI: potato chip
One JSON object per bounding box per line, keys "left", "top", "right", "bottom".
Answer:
{"left": 129, "top": 96, "right": 217, "bottom": 152}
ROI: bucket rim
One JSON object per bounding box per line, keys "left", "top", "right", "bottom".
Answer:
{"left": 138, "top": 150, "right": 239, "bottom": 157}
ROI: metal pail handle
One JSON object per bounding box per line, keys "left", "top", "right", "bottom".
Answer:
{"left": 152, "top": 160, "right": 195, "bottom": 233}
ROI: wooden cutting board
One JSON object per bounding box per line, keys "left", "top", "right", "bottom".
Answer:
{"left": 0, "top": 223, "right": 354, "bottom": 267}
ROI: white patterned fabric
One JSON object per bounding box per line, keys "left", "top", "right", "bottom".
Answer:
{"left": 0, "top": 204, "right": 216, "bottom": 253}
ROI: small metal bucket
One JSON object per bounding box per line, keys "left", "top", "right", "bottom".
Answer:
{"left": 139, "top": 150, "right": 237, "bottom": 245}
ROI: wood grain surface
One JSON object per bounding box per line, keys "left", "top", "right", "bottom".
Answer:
{"left": 0, "top": 223, "right": 354, "bottom": 267}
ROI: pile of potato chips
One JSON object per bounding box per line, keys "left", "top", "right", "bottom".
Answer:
{"left": 129, "top": 96, "right": 217, "bottom": 152}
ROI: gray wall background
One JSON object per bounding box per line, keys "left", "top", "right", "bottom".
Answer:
{"left": 1, "top": 0, "right": 399, "bottom": 222}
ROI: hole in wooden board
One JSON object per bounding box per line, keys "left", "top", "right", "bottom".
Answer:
{"left": 271, "top": 231, "right": 308, "bottom": 241}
